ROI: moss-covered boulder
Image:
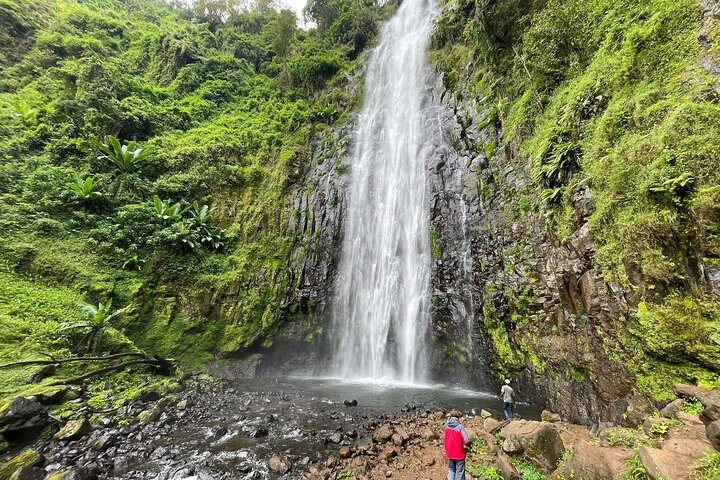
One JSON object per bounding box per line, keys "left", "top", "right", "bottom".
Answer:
{"left": 0, "top": 449, "right": 43, "bottom": 480}
{"left": 24, "top": 386, "right": 69, "bottom": 405}
{"left": 54, "top": 418, "right": 90, "bottom": 441}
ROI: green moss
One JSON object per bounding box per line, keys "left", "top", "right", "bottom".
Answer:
{"left": 430, "top": 228, "right": 442, "bottom": 261}
{"left": 0, "top": 449, "right": 41, "bottom": 480}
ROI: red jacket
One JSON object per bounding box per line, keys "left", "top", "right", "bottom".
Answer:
{"left": 444, "top": 417, "right": 471, "bottom": 460}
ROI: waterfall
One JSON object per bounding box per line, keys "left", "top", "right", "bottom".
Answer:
{"left": 330, "top": 0, "right": 439, "bottom": 384}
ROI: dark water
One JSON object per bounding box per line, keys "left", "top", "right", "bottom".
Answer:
{"left": 111, "top": 377, "right": 538, "bottom": 479}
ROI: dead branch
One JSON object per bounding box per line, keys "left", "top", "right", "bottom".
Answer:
{"left": 0, "top": 352, "right": 147, "bottom": 369}
{"left": 47, "top": 358, "right": 174, "bottom": 386}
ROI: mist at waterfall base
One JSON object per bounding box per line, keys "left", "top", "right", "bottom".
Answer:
{"left": 329, "top": 0, "right": 441, "bottom": 385}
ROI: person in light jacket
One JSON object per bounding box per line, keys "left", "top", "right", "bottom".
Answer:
{"left": 500, "top": 378, "right": 515, "bottom": 420}
{"left": 443, "top": 416, "right": 471, "bottom": 480}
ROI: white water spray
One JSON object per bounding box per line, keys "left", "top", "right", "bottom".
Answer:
{"left": 331, "top": 0, "right": 439, "bottom": 384}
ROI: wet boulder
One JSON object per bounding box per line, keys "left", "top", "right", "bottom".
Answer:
{"left": 344, "top": 399, "right": 358, "bottom": 407}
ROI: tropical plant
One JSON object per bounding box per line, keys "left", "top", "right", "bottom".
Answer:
{"left": 11, "top": 102, "right": 38, "bottom": 125}
{"left": 122, "top": 254, "right": 144, "bottom": 271}
{"left": 58, "top": 300, "right": 129, "bottom": 354}
{"left": 154, "top": 195, "right": 188, "bottom": 224}
{"left": 69, "top": 175, "right": 102, "bottom": 202}
{"left": 189, "top": 201, "right": 214, "bottom": 227}
{"left": 98, "top": 136, "right": 149, "bottom": 174}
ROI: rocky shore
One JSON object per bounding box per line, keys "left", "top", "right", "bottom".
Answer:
{"left": 1, "top": 378, "right": 719, "bottom": 480}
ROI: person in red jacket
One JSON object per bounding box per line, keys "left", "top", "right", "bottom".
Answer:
{"left": 444, "top": 415, "right": 472, "bottom": 480}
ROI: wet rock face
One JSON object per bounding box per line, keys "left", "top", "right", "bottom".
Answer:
{"left": 421, "top": 76, "right": 637, "bottom": 423}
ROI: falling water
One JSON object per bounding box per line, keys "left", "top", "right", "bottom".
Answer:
{"left": 330, "top": 0, "right": 439, "bottom": 384}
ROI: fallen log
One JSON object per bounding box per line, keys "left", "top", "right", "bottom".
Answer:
{"left": 48, "top": 357, "right": 175, "bottom": 386}
{"left": 0, "top": 352, "right": 147, "bottom": 369}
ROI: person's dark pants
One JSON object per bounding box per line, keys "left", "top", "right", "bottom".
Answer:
{"left": 503, "top": 401, "right": 514, "bottom": 420}
{"left": 448, "top": 458, "right": 466, "bottom": 480}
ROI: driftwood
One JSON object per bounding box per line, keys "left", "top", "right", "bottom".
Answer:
{"left": 48, "top": 356, "right": 174, "bottom": 386}
{"left": 0, "top": 352, "right": 147, "bottom": 369}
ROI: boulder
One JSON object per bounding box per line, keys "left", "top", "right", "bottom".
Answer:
{"left": 643, "top": 417, "right": 671, "bottom": 436}
{"left": 419, "top": 427, "right": 438, "bottom": 440}
{"left": 0, "top": 449, "right": 43, "bottom": 480}
{"left": 87, "top": 434, "right": 116, "bottom": 451}
{"left": 25, "top": 365, "right": 57, "bottom": 384}
{"left": 268, "top": 455, "right": 291, "bottom": 474}
{"left": 480, "top": 409, "right": 493, "bottom": 419}
{"left": 0, "top": 398, "right": 50, "bottom": 443}
{"left": 25, "top": 386, "right": 68, "bottom": 405}
{"left": 560, "top": 444, "right": 627, "bottom": 480}
{"left": 495, "top": 454, "right": 520, "bottom": 480}
{"left": 343, "top": 399, "right": 358, "bottom": 407}
{"left": 327, "top": 432, "right": 343, "bottom": 444}
{"left": 639, "top": 438, "right": 713, "bottom": 480}
{"left": 660, "top": 399, "right": 684, "bottom": 419}
{"left": 9, "top": 467, "right": 45, "bottom": 480}
{"left": 372, "top": 424, "right": 394, "bottom": 443}
{"left": 540, "top": 410, "right": 561, "bottom": 423}
{"left": 55, "top": 418, "right": 91, "bottom": 441}
{"left": 378, "top": 446, "right": 397, "bottom": 463}
{"left": 622, "top": 396, "right": 656, "bottom": 428}
{"left": 339, "top": 446, "right": 351, "bottom": 459}
{"left": 252, "top": 428, "right": 269, "bottom": 438}
{"left": 137, "top": 409, "right": 161, "bottom": 423}
{"left": 674, "top": 384, "right": 720, "bottom": 424}
{"left": 499, "top": 420, "right": 565, "bottom": 473}
{"left": 703, "top": 420, "right": 720, "bottom": 451}
{"left": 390, "top": 433, "right": 404, "bottom": 446}
{"left": 483, "top": 417, "right": 503, "bottom": 433}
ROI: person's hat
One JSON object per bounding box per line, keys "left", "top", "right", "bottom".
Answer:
{"left": 504, "top": 379, "right": 510, "bottom": 384}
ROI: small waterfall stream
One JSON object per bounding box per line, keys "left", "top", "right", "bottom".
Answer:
{"left": 330, "top": 0, "right": 439, "bottom": 384}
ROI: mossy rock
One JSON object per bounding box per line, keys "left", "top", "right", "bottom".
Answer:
{"left": 44, "top": 471, "right": 69, "bottom": 480}
{"left": 24, "top": 385, "right": 69, "bottom": 405}
{"left": 0, "top": 449, "right": 42, "bottom": 480}
{"left": 54, "top": 418, "right": 90, "bottom": 441}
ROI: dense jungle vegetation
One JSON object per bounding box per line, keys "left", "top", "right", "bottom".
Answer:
{"left": 0, "top": 0, "right": 392, "bottom": 397}
{"left": 1, "top": 0, "right": 720, "bottom": 410}
{"left": 433, "top": 0, "right": 720, "bottom": 396}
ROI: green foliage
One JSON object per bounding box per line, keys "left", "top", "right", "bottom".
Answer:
{"left": 154, "top": 195, "right": 188, "bottom": 224}
{"left": 98, "top": 136, "right": 149, "bottom": 174}
{"left": 430, "top": 228, "right": 442, "bottom": 260}
{"left": 57, "top": 300, "right": 131, "bottom": 354}
{"left": 605, "top": 427, "right": 640, "bottom": 447}
{"left": 0, "top": 0, "right": 376, "bottom": 383}
{"left": 632, "top": 296, "right": 720, "bottom": 373}
{"left": 69, "top": 175, "right": 102, "bottom": 202}
{"left": 467, "top": 462, "right": 503, "bottom": 480}
{"left": 682, "top": 396, "right": 704, "bottom": 415}
{"left": 622, "top": 452, "right": 651, "bottom": 480}
{"left": 694, "top": 452, "right": 720, "bottom": 480}
{"left": 509, "top": 458, "right": 547, "bottom": 480}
